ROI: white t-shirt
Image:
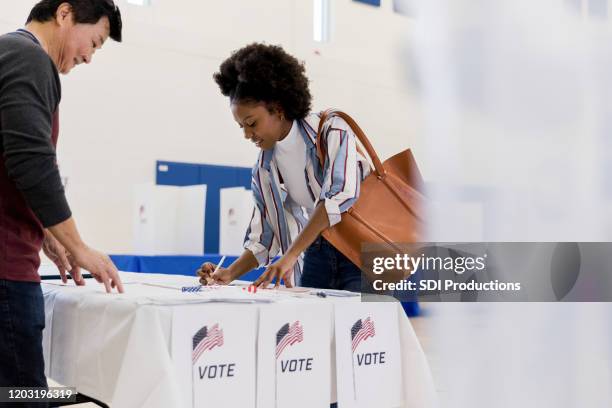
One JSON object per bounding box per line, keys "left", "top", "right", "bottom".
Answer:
{"left": 274, "top": 121, "right": 315, "bottom": 212}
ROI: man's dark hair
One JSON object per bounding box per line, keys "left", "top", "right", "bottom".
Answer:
{"left": 213, "top": 43, "right": 312, "bottom": 121}
{"left": 26, "top": 0, "right": 122, "bottom": 42}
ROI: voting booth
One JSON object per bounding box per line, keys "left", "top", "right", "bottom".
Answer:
{"left": 132, "top": 182, "right": 206, "bottom": 255}
{"left": 219, "top": 187, "right": 254, "bottom": 256}
{"left": 156, "top": 161, "right": 251, "bottom": 254}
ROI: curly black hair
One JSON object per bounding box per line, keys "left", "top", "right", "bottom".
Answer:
{"left": 213, "top": 43, "right": 312, "bottom": 121}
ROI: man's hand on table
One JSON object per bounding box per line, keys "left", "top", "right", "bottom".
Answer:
{"left": 72, "top": 247, "right": 124, "bottom": 293}
{"left": 197, "top": 262, "right": 235, "bottom": 285}
{"left": 46, "top": 218, "right": 123, "bottom": 293}
{"left": 43, "top": 230, "right": 85, "bottom": 285}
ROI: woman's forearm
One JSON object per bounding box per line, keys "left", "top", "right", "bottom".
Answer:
{"left": 228, "top": 249, "right": 260, "bottom": 279}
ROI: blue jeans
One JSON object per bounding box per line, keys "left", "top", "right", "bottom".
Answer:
{"left": 0, "top": 280, "right": 48, "bottom": 408}
{"left": 301, "top": 236, "right": 362, "bottom": 292}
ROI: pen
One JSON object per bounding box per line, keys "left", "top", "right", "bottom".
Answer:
{"left": 200, "top": 256, "right": 226, "bottom": 287}
{"left": 312, "top": 289, "right": 359, "bottom": 298}
{"left": 212, "top": 256, "right": 226, "bottom": 276}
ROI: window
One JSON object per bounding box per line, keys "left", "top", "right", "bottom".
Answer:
{"left": 314, "top": 0, "right": 331, "bottom": 43}
{"left": 353, "top": 0, "right": 381, "bottom": 6}
{"left": 566, "top": 0, "right": 608, "bottom": 19}
{"left": 127, "top": 0, "right": 151, "bottom": 6}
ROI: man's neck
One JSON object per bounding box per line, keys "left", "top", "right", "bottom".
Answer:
{"left": 24, "top": 22, "right": 58, "bottom": 65}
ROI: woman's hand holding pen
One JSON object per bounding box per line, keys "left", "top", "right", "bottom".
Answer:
{"left": 197, "top": 263, "right": 234, "bottom": 285}
{"left": 196, "top": 250, "right": 259, "bottom": 286}
{"left": 197, "top": 256, "right": 235, "bottom": 285}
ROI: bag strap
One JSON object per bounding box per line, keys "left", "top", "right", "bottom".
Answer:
{"left": 316, "top": 109, "right": 387, "bottom": 179}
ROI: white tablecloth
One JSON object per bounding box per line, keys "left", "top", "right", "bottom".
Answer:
{"left": 41, "top": 272, "right": 436, "bottom": 408}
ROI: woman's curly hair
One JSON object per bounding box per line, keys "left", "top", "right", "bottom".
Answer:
{"left": 213, "top": 43, "right": 312, "bottom": 121}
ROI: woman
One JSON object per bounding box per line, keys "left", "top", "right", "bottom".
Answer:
{"left": 198, "top": 43, "right": 369, "bottom": 291}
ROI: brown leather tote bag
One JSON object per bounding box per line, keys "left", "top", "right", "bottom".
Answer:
{"left": 316, "top": 109, "right": 426, "bottom": 271}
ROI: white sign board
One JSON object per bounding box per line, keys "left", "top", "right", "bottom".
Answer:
{"left": 133, "top": 183, "right": 206, "bottom": 255}
{"left": 257, "top": 302, "right": 332, "bottom": 408}
{"left": 220, "top": 187, "right": 254, "bottom": 256}
{"left": 172, "top": 304, "right": 257, "bottom": 408}
{"left": 334, "top": 302, "right": 402, "bottom": 408}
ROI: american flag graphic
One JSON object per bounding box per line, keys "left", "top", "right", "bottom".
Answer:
{"left": 192, "top": 323, "right": 224, "bottom": 364}
{"left": 275, "top": 321, "right": 304, "bottom": 359}
{"left": 351, "top": 317, "right": 375, "bottom": 353}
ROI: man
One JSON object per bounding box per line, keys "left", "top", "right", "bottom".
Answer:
{"left": 0, "top": 0, "right": 124, "bottom": 396}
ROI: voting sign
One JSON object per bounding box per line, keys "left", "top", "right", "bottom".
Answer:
{"left": 257, "top": 302, "right": 332, "bottom": 408}
{"left": 334, "top": 302, "right": 402, "bottom": 408}
{"left": 172, "top": 304, "right": 257, "bottom": 408}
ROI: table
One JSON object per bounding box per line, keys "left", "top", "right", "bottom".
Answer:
{"left": 106, "top": 255, "right": 421, "bottom": 317}
{"left": 41, "top": 272, "right": 436, "bottom": 408}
